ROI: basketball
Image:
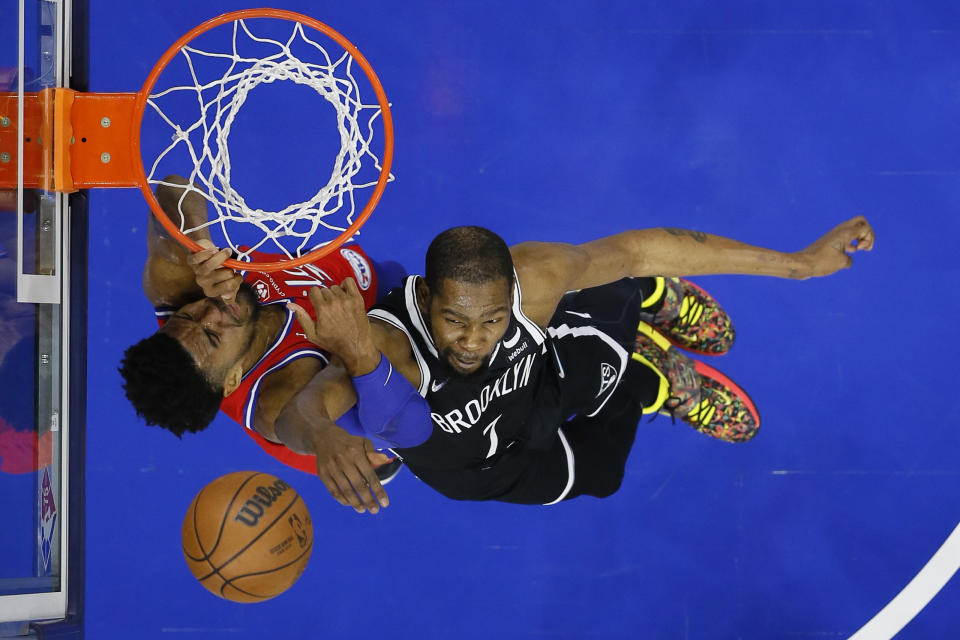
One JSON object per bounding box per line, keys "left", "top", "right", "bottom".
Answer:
{"left": 181, "top": 471, "right": 313, "bottom": 602}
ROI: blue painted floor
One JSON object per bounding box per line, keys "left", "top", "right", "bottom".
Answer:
{"left": 84, "top": 1, "right": 959, "bottom": 638}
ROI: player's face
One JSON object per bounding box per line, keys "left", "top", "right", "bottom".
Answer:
{"left": 426, "top": 277, "right": 512, "bottom": 377}
{"left": 160, "top": 283, "right": 260, "bottom": 381}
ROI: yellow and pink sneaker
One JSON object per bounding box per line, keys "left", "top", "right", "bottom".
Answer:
{"left": 639, "top": 277, "right": 736, "bottom": 356}
{"left": 633, "top": 321, "right": 759, "bottom": 443}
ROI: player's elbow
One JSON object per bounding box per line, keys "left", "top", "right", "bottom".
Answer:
{"left": 370, "top": 397, "right": 432, "bottom": 448}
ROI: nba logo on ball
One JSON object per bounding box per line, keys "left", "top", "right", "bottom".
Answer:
{"left": 182, "top": 472, "right": 313, "bottom": 602}
{"left": 340, "top": 248, "right": 372, "bottom": 290}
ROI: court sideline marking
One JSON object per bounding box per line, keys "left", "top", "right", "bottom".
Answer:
{"left": 849, "top": 520, "right": 960, "bottom": 639}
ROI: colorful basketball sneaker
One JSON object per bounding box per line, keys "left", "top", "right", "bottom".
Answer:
{"left": 632, "top": 321, "right": 701, "bottom": 417}
{"left": 633, "top": 321, "right": 759, "bottom": 443}
{"left": 685, "top": 360, "right": 760, "bottom": 443}
{"left": 639, "top": 277, "right": 736, "bottom": 356}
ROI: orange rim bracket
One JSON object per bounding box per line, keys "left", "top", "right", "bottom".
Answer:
{"left": 55, "top": 89, "right": 141, "bottom": 192}
{"left": 0, "top": 91, "right": 46, "bottom": 189}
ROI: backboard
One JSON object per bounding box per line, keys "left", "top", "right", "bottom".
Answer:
{"left": 0, "top": 0, "right": 86, "bottom": 635}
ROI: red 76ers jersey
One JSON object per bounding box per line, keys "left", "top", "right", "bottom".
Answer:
{"left": 156, "top": 245, "right": 378, "bottom": 474}
{"left": 244, "top": 246, "right": 376, "bottom": 306}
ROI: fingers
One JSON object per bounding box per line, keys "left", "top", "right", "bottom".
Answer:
{"left": 366, "top": 451, "right": 391, "bottom": 467}
{"left": 318, "top": 459, "right": 387, "bottom": 514}
{"left": 315, "top": 469, "right": 351, "bottom": 508}
{"left": 287, "top": 302, "right": 310, "bottom": 325}
{"left": 844, "top": 215, "right": 875, "bottom": 252}
{"left": 204, "top": 272, "right": 243, "bottom": 300}
{"left": 188, "top": 246, "right": 232, "bottom": 276}
{"left": 336, "top": 466, "right": 379, "bottom": 514}
{"left": 360, "top": 441, "right": 389, "bottom": 508}
{"left": 316, "top": 462, "right": 366, "bottom": 512}
{"left": 349, "top": 462, "right": 388, "bottom": 513}
{"left": 306, "top": 284, "right": 333, "bottom": 308}
{"left": 343, "top": 278, "right": 368, "bottom": 311}
{"left": 305, "top": 279, "right": 366, "bottom": 317}
{"left": 342, "top": 277, "right": 362, "bottom": 301}
{"left": 187, "top": 244, "right": 241, "bottom": 300}
{"left": 186, "top": 246, "right": 217, "bottom": 268}
{"left": 199, "top": 266, "right": 236, "bottom": 286}
{"left": 286, "top": 302, "right": 317, "bottom": 342}
{"left": 363, "top": 472, "right": 390, "bottom": 511}
{"left": 857, "top": 221, "right": 875, "bottom": 251}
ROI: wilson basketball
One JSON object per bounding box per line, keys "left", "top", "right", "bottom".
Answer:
{"left": 181, "top": 471, "right": 313, "bottom": 602}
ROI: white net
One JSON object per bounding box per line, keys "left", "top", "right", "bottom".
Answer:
{"left": 144, "top": 18, "right": 392, "bottom": 261}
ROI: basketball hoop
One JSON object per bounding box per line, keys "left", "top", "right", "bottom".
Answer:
{"left": 0, "top": 9, "right": 394, "bottom": 273}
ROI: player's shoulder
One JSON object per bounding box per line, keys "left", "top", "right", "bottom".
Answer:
{"left": 368, "top": 316, "right": 423, "bottom": 391}
{"left": 303, "top": 244, "right": 375, "bottom": 289}
{"left": 248, "top": 353, "right": 327, "bottom": 442}
{"left": 257, "top": 355, "right": 326, "bottom": 400}
{"left": 371, "top": 273, "right": 413, "bottom": 307}
{"left": 510, "top": 242, "right": 590, "bottom": 297}
{"left": 333, "top": 245, "right": 375, "bottom": 289}
{"left": 510, "top": 241, "right": 589, "bottom": 279}
{"left": 241, "top": 244, "right": 376, "bottom": 303}
{"left": 370, "top": 314, "right": 414, "bottom": 353}
{"left": 510, "top": 241, "right": 589, "bottom": 325}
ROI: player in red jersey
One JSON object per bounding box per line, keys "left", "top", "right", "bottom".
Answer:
{"left": 119, "top": 177, "right": 403, "bottom": 512}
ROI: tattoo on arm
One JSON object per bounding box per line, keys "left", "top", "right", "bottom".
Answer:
{"left": 662, "top": 228, "right": 708, "bottom": 243}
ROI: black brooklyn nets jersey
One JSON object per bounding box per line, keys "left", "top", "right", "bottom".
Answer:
{"left": 368, "top": 275, "right": 640, "bottom": 502}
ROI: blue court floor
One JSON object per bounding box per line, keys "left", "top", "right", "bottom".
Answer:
{"left": 84, "top": 1, "right": 959, "bottom": 638}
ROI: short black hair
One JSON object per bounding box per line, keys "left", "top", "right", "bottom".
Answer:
{"left": 425, "top": 226, "right": 514, "bottom": 292}
{"left": 119, "top": 333, "right": 222, "bottom": 437}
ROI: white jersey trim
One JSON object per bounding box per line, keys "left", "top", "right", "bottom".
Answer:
{"left": 241, "top": 301, "right": 297, "bottom": 383}
{"left": 488, "top": 340, "right": 502, "bottom": 363}
{"left": 405, "top": 277, "right": 439, "bottom": 358}
{"left": 511, "top": 270, "right": 546, "bottom": 346}
{"left": 543, "top": 427, "right": 575, "bottom": 505}
{"left": 547, "top": 323, "right": 629, "bottom": 418}
{"left": 368, "top": 308, "right": 432, "bottom": 397}
{"left": 242, "top": 349, "right": 329, "bottom": 430}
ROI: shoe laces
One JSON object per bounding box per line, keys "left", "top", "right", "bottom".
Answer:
{"left": 667, "top": 293, "right": 705, "bottom": 331}
{"left": 648, "top": 394, "right": 686, "bottom": 426}
{"left": 685, "top": 396, "right": 717, "bottom": 427}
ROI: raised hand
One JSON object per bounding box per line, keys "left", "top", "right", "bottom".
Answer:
{"left": 186, "top": 239, "right": 243, "bottom": 301}
{"left": 310, "top": 419, "right": 391, "bottom": 514}
{"left": 286, "top": 278, "right": 381, "bottom": 375}
{"left": 797, "top": 215, "right": 875, "bottom": 278}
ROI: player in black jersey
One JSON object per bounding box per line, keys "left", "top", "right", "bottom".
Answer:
{"left": 285, "top": 217, "right": 875, "bottom": 512}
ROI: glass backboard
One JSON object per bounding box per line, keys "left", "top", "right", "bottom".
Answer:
{"left": 0, "top": 0, "right": 86, "bottom": 636}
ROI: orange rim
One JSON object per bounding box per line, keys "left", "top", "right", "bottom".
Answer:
{"left": 132, "top": 8, "right": 394, "bottom": 273}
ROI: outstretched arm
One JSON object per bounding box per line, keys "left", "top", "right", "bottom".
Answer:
{"left": 512, "top": 215, "right": 875, "bottom": 325}
{"left": 272, "top": 358, "right": 394, "bottom": 515}
{"left": 275, "top": 279, "right": 430, "bottom": 514}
